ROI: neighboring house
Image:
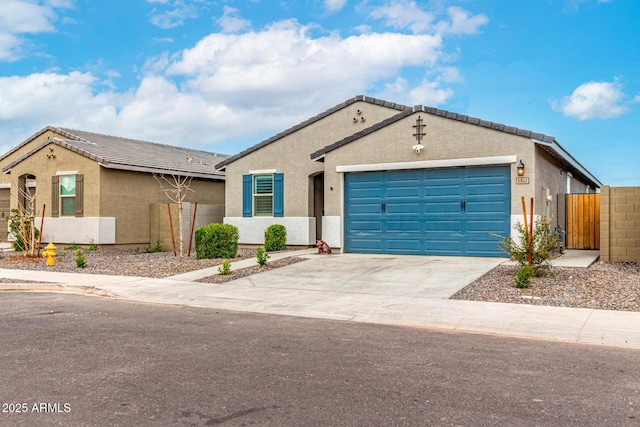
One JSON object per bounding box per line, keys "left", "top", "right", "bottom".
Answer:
{"left": 0, "top": 127, "right": 227, "bottom": 246}
{"left": 216, "top": 95, "right": 601, "bottom": 257}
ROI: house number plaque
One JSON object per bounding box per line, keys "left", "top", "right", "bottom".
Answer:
{"left": 516, "top": 177, "right": 530, "bottom": 185}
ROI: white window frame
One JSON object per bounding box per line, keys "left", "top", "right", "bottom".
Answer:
{"left": 59, "top": 175, "right": 77, "bottom": 217}
{"left": 253, "top": 174, "right": 274, "bottom": 217}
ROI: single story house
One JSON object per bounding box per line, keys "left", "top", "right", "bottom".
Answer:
{"left": 216, "top": 95, "right": 601, "bottom": 257}
{"left": 0, "top": 127, "right": 227, "bottom": 246}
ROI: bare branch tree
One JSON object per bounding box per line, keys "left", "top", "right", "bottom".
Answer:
{"left": 153, "top": 167, "right": 195, "bottom": 257}
{"left": 11, "top": 177, "right": 39, "bottom": 256}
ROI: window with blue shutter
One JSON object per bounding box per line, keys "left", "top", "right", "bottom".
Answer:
{"left": 273, "top": 173, "right": 284, "bottom": 217}
{"left": 242, "top": 174, "right": 252, "bottom": 217}
{"left": 243, "top": 172, "right": 284, "bottom": 217}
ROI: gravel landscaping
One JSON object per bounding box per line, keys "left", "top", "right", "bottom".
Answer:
{"left": 452, "top": 261, "right": 640, "bottom": 312}
{"left": 0, "top": 247, "right": 294, "bottom": 278}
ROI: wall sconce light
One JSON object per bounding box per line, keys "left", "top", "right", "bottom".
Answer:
{"left": 517, "top": 160, "right": 525, "bottom": 176}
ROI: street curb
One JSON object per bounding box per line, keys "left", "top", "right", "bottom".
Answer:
{"left": 0, "top": 283, "right": 120, "bottom": 298}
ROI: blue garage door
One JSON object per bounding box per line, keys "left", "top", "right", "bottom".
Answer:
{"left": 344, "top": 166, "right": 511, "bottom": 256}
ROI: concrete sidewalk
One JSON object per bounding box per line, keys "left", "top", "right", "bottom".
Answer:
{"left": 2, "top": 249, "right": 638, "bottom": 350}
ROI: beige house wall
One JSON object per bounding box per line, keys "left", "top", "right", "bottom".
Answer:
{"left": 224, "top": 100, "right": 402, "bottom": 217}
{"left": 533, "top": 147, "right": 590, "bottom": 228}
{"left": 7, "top": 142, "right": 101, "bottom": 216}
{"left": 322, "top": 112, "right": 538, "bottom": 217}
{"left": 0, "top": 129, "right": 60, "bottom": 187}
{"left": 2, "top": 137, "right": 225, "bottom": 245}
{"left": 100, "top": 168, "right": 225, "bottom": 245}
{"left": 600, "top": 186, "right": 640, "bottom": 263}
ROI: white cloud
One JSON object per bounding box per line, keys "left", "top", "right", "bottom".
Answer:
{"left": 0, "top": 9, "right": 486, "bottom": 152}
{"left": 552, "top": 81, "right": 630, "bottom": 120}
{"left": 324, "top": 0, "right": 347, "bottom": 14}
{"left": 216, "top": 6, "right": 251, "bottom": 34}
{"left": 369, "top": 1, "right": 487, "bottom": 35}
{"left": 0, "top": 0, "right": 72, "bottom": 61}
{"left": 164, "top": 20, "right": 442, "bottom": 107}
{"left": 148, "top": 1, "right": 199, "bottom": 29}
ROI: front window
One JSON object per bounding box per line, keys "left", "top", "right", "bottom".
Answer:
{"left": 253, "top": 174, "right": 273, "bottom": 216}
{"left": 60, "top": 175, "right": 76, "bottom": 216}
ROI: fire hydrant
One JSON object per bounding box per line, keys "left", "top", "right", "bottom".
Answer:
{"left": 42, "top": 242, "right": 57, "bottom": 266}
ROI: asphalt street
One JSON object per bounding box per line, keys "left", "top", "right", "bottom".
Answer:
{"left": 1, "top": 292, "right": 639, "bottom": 426}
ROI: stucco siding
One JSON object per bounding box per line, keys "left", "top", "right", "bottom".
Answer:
{"left": 224, "top": 101, "right": 402, "bottom": 218}
{"left": 7, "top": 143, "right": 101, "bottom": 216}
{"left": 100, "top": 168, "right": 224, "bottom": 245}
{"left": 322, "top": 112, "right": 536, "bottom": 217}
{"left": 0, "top": 129, "right": 60, "bottom": 186}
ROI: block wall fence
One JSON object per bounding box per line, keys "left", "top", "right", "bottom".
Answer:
{"left": 600, "top": 186, "right": 640, "bottom": 263}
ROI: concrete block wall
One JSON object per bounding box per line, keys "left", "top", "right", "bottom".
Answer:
{"left": 150, "top": 202, "right": 224, "bottom": 253}
{"left": 600, "top": 186, "right": 640, "bottom": 263}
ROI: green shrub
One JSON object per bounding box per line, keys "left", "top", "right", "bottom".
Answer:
{"left": 65, "top": 243, "right": 81, "bottom": 251}
{"left": 497, "top": 215, "right": 560, "bottom": 273}
{"left": 146, "top": 240, "right": 164, "bottom": 253}
{"left": 218, "top": 259, "right": 232, "bottom": 275}
{"left": 264, "top": 224, "right": 287, "bottom": 252}
{"left": 75, "top": 249, "right": 87, "bottom": 268}
{"left": 514, "top": 264, "right": 534, "bottom": 288}
{"left": 256, "top": 246, "right": 270, "bottom": 266}
{"left": 195, "top": 223, "right": 239, "bottom": 259}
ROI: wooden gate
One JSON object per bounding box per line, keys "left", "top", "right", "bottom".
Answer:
{"left": 566, "top": 194, "right": 600, "bottom": 249}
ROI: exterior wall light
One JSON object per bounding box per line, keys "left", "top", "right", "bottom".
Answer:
{"left": 517, "top": 160, "right": 525, "bottom": 176}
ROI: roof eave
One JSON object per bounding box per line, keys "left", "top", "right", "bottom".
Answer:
{"left": 98, "top": 162, "right": 226, "bottom": 181}
{"left": 533, "top": 139, "right": 602, "bottom": 188}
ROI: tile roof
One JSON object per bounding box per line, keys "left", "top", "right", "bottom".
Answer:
{"left": 309, "top": 104, "right": 601, "bottom": 187}
{"left": 215, "top": 95, "right": 410, "bottom": 169}
{"left": 2, "top": 126, "right": 227, "bottom": 180}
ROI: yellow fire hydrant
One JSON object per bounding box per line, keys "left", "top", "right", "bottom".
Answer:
{"left": 42, "top": 242, "right": 57, "bottom": 266}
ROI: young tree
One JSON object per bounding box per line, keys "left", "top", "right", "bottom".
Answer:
{"left": 10, "top": 176, "right": 40, "bottom": 256}
{"left": 153, "top": 167, "right": 195, "bottom": 257}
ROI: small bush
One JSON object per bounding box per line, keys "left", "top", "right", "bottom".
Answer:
{"left": 65, "top": 243, "right": 81, "bottom": 251}
{"left": 514, "top": 264, "right": 534, "bottom": 288}
{"left": 146, "top": 240, "right": 164, "bottom": 253}
{"left": 256, "top": 246, "right": 270, "bottom": 266}
{"left": 497, "top": 215, "right": 559, "bottom": 273}
{"left": 88, "top": 242, "right": 99, "bottom": 251}
{"left": 264, "top": 224, "right": 287, "bottom": 252}
{"left": 195, "top": 223, "right": 239, "bottom": 259}
{"left": 75, "top": 249, "right": 87, "bottom": 268}
{"left": 218, "top": 259, "right": 232, "bottom": 275}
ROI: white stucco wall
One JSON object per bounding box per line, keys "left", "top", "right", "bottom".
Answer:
{"left": 34, "top": 217, "right": 116, "bottom": 244}
{"left": 224, "top": 217, "right": 316, "bottom": 246}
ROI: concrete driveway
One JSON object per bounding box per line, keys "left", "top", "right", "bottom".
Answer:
{"left": 226, "top": 253, "right": 505, "bottom": 299}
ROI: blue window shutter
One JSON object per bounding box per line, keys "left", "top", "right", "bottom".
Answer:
{"left": 273, "top": 173, "right": 284, "bottom": 217}
{"left": 242, "top": 174, "right": 252, "bottom": 217}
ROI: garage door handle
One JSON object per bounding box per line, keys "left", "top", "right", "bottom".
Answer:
{"left": 381, "top": 203, "right": 386, "bottom": 213}
{"left": 461, "top": 201, "right": 466, "bottom": 212}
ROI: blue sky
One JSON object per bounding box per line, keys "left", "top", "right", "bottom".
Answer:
{"left": 0, "top": 0, "right": 638, "bottom": 185}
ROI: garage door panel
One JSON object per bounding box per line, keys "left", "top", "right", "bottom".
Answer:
{"left": 466, "top": 220, "right": 508, "bottom": 232}
{"left": 386, "top": 202, "right": 420, "bottom": 215}
{"left": 345, "top": 166, "right": 510, "bottom": 256}
{"left": 425, "top": 221, "right": 462, "bottom": 232}
{"left": 386, "top": 239, "right": 422, "bottom": 253}
{"left": 466, "top": 200, "right": 509, "bottom": 214}
{"left": 348, "top": 220, "right": 383, "bottom": 232}
{"left": 349, "top": 238, "right": 383, "bottom": 252}
{"left": 425, "top": 201, "right": 460, "bottom": 214}
{"left": 386, "top": 187, "right": 420, "bottom": 198}
{"left": 386, "top": 220, "right": 421, "bottom": 232}
{"left": 467, "top": 183, "right": 508, "bottom": 196}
